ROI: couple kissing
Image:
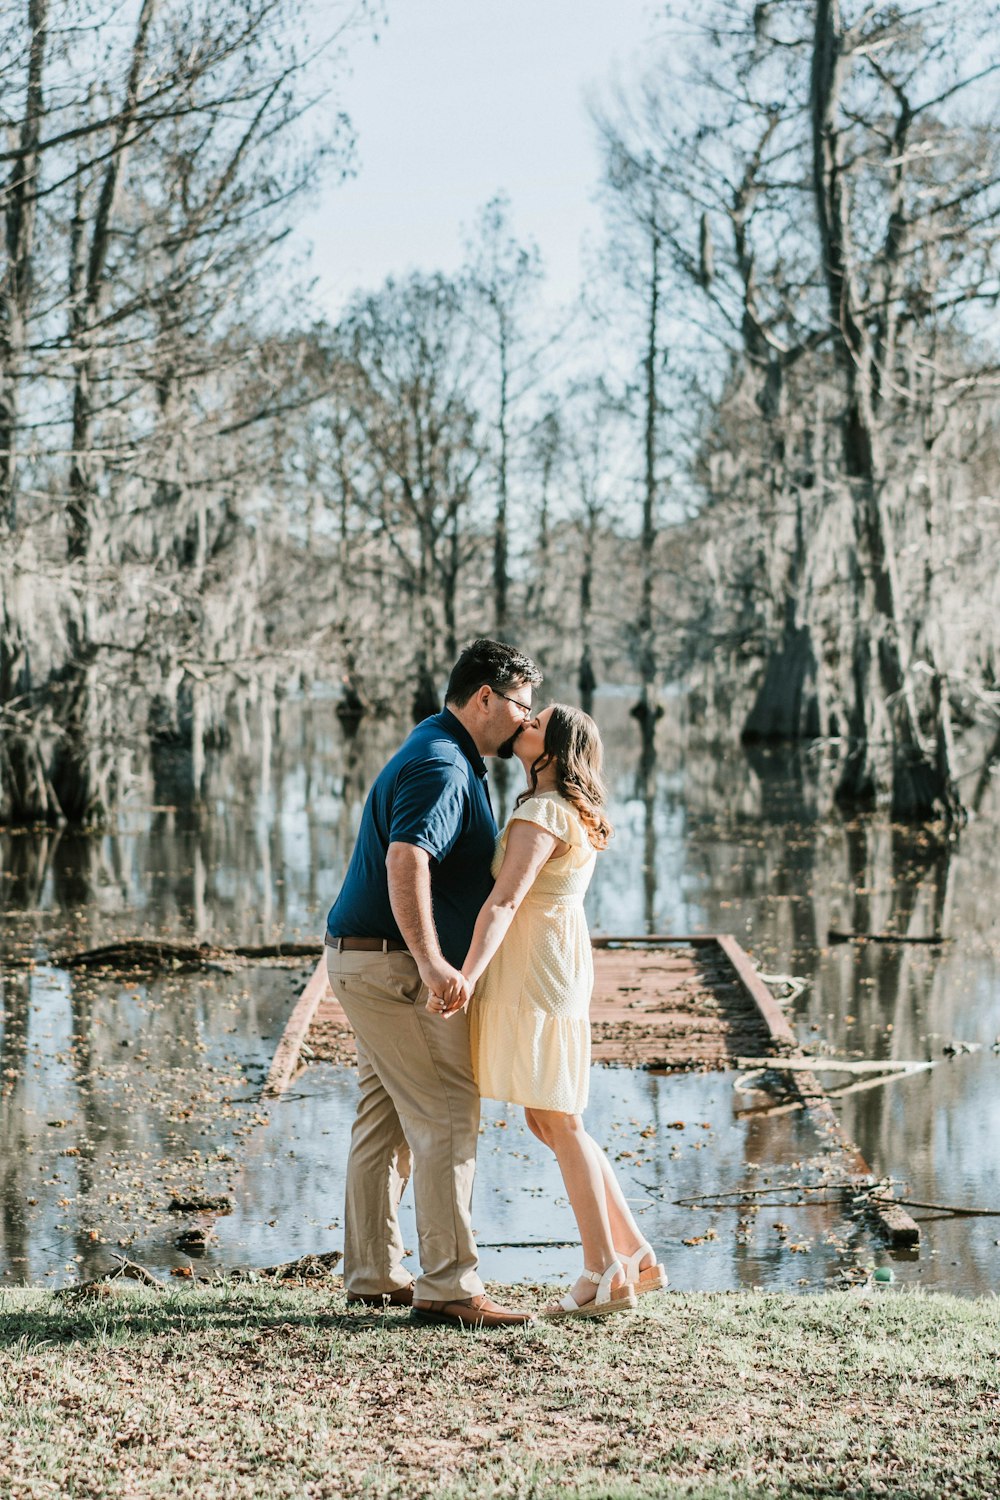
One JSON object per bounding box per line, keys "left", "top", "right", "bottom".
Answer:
{"left": 324, "top": 639, "right": 667, "bottom": 1327}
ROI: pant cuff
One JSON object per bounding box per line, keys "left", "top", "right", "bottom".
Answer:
{"left": 414, "top": 1271, "right": 485, "bottom": 1303}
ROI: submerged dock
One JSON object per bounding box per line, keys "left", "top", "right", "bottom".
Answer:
{"left": 264, "top": 934, "right": 920, "bottom": 1249}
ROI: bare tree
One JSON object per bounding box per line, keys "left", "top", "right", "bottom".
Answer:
{"left": 590, "top": 130, "right": 679, "bottom": 761}
{"left": 804, "top": 0, "right": 1000, "bottom": 819}
{"left": 464, "top": 195, "right": 546, "bottom": 639}
{"left": 0, "top": 0, "right": 370, "bottom": 823}
{"left": 598, "top": 0, "right": 1000, "bottom": 821}
{"left": 332, "top": 273, "right": 487, "bottom": 719}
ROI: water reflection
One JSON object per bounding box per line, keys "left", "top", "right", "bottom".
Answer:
{"left": 0, "top": 969, "right": 30, "bottom": 1273}
{"left": 2, "top": 697, "right": 999, "bottom": 1293}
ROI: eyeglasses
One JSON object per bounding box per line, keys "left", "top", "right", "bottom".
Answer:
{"left": 491, "top": 688, "right": 533, "bottom": 719}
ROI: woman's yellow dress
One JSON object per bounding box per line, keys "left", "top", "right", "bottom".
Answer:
{"left": 471, "top": 792, "right": 597, "bottom": 1114}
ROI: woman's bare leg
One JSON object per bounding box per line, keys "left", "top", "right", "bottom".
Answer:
{"left": 526, "top": 1107, "right": 627, "bottom": 1306}
{"left": 524, "top": 1108, "right": 551, "bottom": 1147}
{"left": 591, "top": 1142, "right": 656, "bottom": 1273}
{"left": 526, "top": 1108, "right": 656, "bottom": 1277}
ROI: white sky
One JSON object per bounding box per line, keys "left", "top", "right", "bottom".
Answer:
{"left": 298, "top": 0, "right": 665, "bottom": 316}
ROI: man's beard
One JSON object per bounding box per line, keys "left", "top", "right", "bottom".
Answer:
{"left": 497, "top": 726, "right": 524, "bottom": 760}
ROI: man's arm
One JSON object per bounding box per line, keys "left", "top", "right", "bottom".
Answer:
{"left": 386, "top": 842, "right": 470, "bottom": 1005}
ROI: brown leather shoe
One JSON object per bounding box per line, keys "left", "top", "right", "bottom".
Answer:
{"left": 346, "top": 1284, "right": 414, "bottom": 1308}
{"left": 411, "top": 1294, "right": 534, "bottom": 1329}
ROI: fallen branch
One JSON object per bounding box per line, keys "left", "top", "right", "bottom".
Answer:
{"left": 680, "top": 1199, "right": 843, "bottom": 1210}
{"left": 734, "top": 1057, "right": 935, "bottom": 1076}
{"left": 734, "top": 1097, "right": 813, "bottom": 1119}
{"left": 827, "top": 930, "right": 948, "bottom": 945}
{"left": 871, "top": 1194, "right": 1000, "bottom": 1218}
{"left": 228, "top": 1250, "right": 343, "bottom": 1282}
{"left": 475, "top": 1240, "right": 578, "bottom": 1249}
{"left": 55, "top": 1256, "right": 165, "bottom": 1297}
{"left": 674, "top": 1181, "right": 871, "bottom": 1205}
{"left": 59, "top": 939, "right": 320, "bottom": 972}
{"left": 108, "top": 1256, "right": 164, "bottom": 1286}
{"left": 756, "top": 972, "right": 809, "bottom": 1002}
{"left": 735, "top": 1064, "right": 935, "bottom": 1118}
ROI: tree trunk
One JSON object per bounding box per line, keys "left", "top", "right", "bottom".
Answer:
{"left": 0, "top": 0, "right": 49, "bottom": 531}
{"left": 579, "top": 506, "right": 596, "bottom": 716}
{"left": 637, "top": 710, "right": 657, "bottom": 933}
{"left": 741, "top": 396, "right": 824, "bottom": 742}
{"left": 631, "top": 212, "right": 663, "bottom": 754}
{"left": 743, "top": 624, "right": 821, "bottom": 742}
{"left": 48, "top": 644, "right": 102, "bottom": 823}
{"left": 526, "top": 418, "right": 554, "bottom": 628}
{"left": 810, "top": 0, "right": 961, "bottom": 823}
{"left": 50, "top": 2, "right": 158, "bottom": 822}
{"left": 412, "top": 518, "right": 440, "bottom": 722}
{"left": 493, "top": 327, "right": 510, "bottom": 636}
{"left": 0, "top": 548, "right": 58, "bottom": 821}
{"left": 68, "top": 0, "right": 158, "bottom": 559}
{"left": 0, "top": 4, "right": 50, "bottom": 821}
{"left": 443, "top": 502, "right": 460, "bottom": 661}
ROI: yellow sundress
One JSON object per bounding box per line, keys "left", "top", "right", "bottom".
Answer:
{"left": 471, "top": 792, "right": 597, "bottom": 1114}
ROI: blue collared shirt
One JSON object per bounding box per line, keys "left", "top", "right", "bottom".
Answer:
{"left": 325, "top": 710, "right": 497, "bottom": 969}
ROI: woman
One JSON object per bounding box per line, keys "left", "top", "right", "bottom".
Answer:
{"left": 431, "top": 704, "right": 667, "bottom": 1318}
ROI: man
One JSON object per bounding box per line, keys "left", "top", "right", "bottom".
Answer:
{"left": 325, "top": 638, "right": 542, "bottom": 1328}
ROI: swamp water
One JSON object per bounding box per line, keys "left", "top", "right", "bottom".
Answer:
{"left": 1, "top": 698, "right": 999, "bottom": 1294}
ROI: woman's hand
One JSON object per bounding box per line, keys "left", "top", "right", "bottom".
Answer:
{"left": 426, "top": 970, "right": 470, "bottom": 1017}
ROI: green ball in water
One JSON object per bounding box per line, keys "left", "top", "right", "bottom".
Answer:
{"left": 873, "top": 1266, "right": 895, "bottom": 1284}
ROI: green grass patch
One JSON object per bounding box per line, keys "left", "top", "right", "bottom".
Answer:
{"left": 1, "top": 1285, "right": 998, "bottom": 1498}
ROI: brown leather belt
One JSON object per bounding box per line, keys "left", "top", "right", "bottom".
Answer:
{"left": 325, "top": 933, "right": 408, "bottom": 953}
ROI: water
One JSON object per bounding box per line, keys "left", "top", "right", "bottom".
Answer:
{"left": 2, "top": 698, "right": 999, "bottom": 1293}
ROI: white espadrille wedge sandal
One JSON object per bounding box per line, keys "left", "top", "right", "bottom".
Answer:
{"left": 620, "top": 1241, "right": 668, "bottom": 1298}
{"left": 543, "top": 1260, "right": 638, "bottom": 1320}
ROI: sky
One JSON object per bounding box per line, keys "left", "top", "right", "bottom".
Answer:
{"left": 297, "top": 0, "right": 665, "bottom": 317}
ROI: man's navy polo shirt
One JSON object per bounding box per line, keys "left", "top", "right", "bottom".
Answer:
{"left": 325, "top": 710, "right": 497, "bottom": 969}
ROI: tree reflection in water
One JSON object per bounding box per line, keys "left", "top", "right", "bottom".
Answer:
{"left": 0, "top": 971, "right": 30, "bottom": 1273}
{"left": 1, "top": 694, "right": 999, "bottom": 1291}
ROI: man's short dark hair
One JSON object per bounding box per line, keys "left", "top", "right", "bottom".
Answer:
{"left": 445, "top": 638, "right": 542, "bottom": 707}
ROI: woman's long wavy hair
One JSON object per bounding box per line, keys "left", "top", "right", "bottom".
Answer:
{"left": 515, "top": 704, "right": 613, "bottom": 850}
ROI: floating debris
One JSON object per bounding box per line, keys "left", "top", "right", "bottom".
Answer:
{"left": 229, "top": 1250, "right": 343, "bottom": 1283}
{"left": 58, "top": 940, "right": 320, "bottom": 973}
{"left": 175, "top": 1227, "right": 217, "bottom": 1252}
{"left": 168, "top": 1194, "right": 233, "bottom": 1214}
{"left": 827, "top": 930, "right": 948, "bottom": 945}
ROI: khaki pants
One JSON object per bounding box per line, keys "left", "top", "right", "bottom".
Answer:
{"left": 326, "top": 946, "right": 484, "bottom": 1302}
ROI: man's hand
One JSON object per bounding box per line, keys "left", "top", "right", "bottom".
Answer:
{"left": 439, "top": 968, "right": 471, "bottom": 1015}
{"left": 384, "top": 843, "right": 470, "bottom": 1017}
{"left": 421, "top": 958, "right": 470, "bottom": 1016}
{"left": 422, "top": 960, "right": 470, "bottom": 1020}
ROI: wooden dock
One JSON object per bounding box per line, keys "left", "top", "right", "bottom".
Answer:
{"left": 263, "top": 933, "right": 920, "bottom": 1248}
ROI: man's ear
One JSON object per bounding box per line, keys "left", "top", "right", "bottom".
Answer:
{"left": 475, "top": 685, "right": 492, "bottom": 713}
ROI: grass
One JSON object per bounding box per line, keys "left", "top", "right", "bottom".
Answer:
{"left": 1, "top": 1284, "right": 998, "bottom": 1499}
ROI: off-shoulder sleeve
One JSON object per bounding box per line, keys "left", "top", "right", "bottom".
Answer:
{"left": 503, "top": 794, "right": 586, "bottom": 849}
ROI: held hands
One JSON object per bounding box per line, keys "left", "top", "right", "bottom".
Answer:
{"left": 424, "top": 962, "right": 472, "bottom": 1018}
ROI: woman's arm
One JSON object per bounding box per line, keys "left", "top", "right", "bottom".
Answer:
{"left": 435, "top": 819, "right": 567, "bottom": 1014}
